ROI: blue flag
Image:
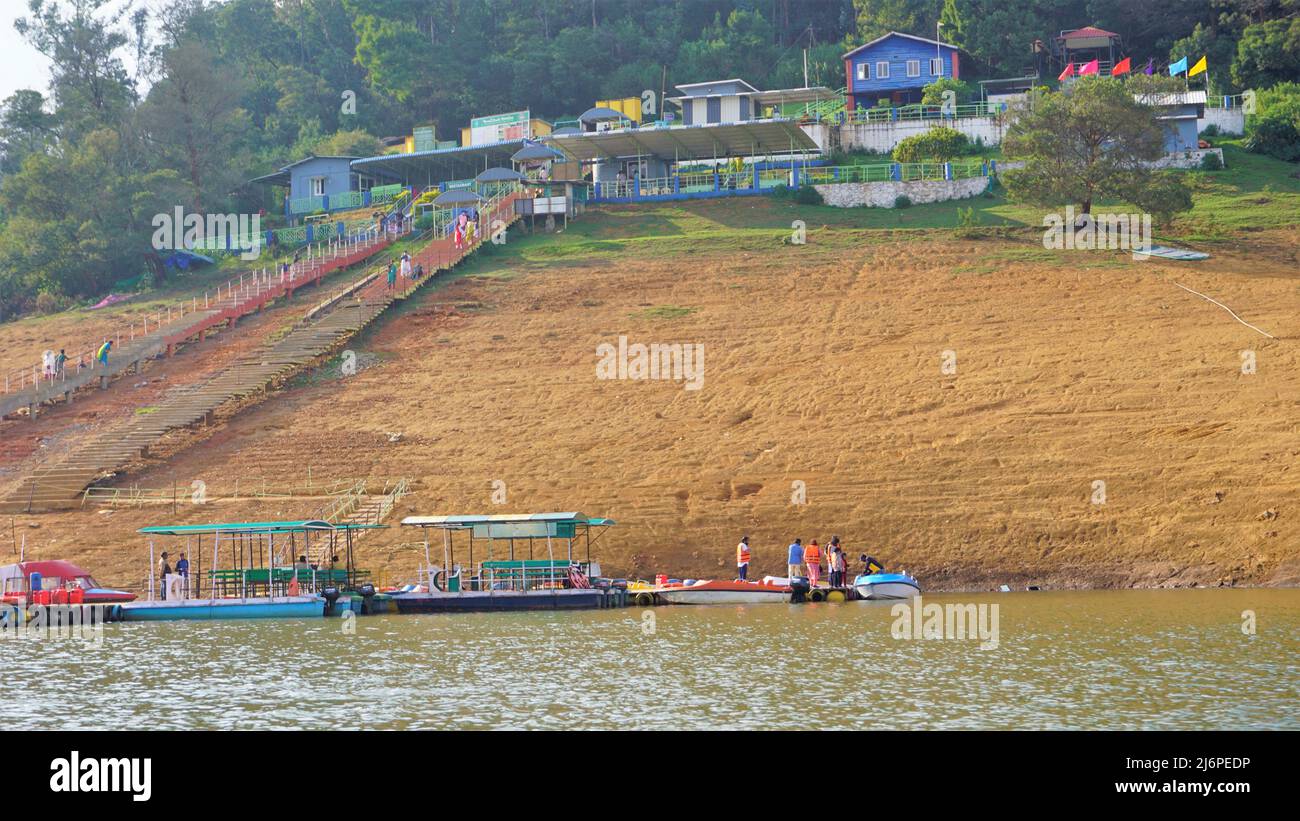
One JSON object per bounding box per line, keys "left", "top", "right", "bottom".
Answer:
{"left": 1169, "top": 56, "right": 1188, "bottom": 76}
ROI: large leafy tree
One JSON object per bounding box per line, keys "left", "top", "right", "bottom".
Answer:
{"left": 138, "top": 42, "right": 250, "bottom": 213}
{"left": 1002, "top": 77, "right": 1192, "bottom": 219}
{"left": 15, "top": 0, "right": 137, "bottom": 141}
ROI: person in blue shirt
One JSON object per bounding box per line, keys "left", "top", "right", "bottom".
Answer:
{"left": 786, "top": 538, "right": 804, "bottom": 580}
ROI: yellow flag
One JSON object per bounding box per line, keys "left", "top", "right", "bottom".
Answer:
{"left": 1189, "top": 55, "right": 1208, "bottom": 77}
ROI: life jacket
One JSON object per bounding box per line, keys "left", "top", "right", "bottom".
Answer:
{"left": 804, "top": 543, "right": 821, "bottom": 563}
{"left": 737, "top": 542, "right": 750, "bottom": 564}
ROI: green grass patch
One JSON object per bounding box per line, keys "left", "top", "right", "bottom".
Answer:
{"left": 632, "top": 305, "right": 696, "bottom": 320}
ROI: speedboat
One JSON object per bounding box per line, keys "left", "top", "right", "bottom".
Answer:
{"left": 0, "top": 560, "right": 136, "bottom": 605}
{"left": 853, "top": 572, "right": 921, "bottom": 600}
{"left": 655, "top": 578, "right": 795, "bottom": 605}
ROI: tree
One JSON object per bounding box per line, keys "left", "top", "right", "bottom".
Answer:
{"left": 15, "top": 0, "right": 137, "bottom": 141}
{"left": 1244, "top": 82, "right": 1300, "bottom": 161}
{"left": 1231, "top": 17, "right": 1300, "bottom": 90}
{"left": 138, "top": 42, "right": 249, "bottom": 213}
{"left": 1002, "top": 77, "right": 1192, "bottom": 220}
{"left": 0, "top": 90, "right": 56, "bottom": 176}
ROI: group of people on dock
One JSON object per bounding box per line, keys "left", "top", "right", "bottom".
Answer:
{"left": 736, "top": 535, "right": 879, "bottom": 587}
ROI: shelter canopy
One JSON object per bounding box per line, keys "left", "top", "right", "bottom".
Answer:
{"left": 139, "top": 520, "right": 386, "bottom": 536}
{"left": 546, "top": 119, "right": 818, "bottom": 163}
{"left": 351, "top": 139, "right": 527, "bottom": 186}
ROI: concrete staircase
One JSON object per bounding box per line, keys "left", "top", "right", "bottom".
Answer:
{"left": 0, "top": 194, "right": 522, "bottom": 513}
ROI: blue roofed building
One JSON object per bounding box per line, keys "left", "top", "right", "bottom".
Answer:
{"left": 843, "top": 31, "right": 961, "bottom": 111}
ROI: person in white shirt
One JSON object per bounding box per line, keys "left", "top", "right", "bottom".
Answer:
{"left": 736, "top": 536, "right": 751, "bottom": 581}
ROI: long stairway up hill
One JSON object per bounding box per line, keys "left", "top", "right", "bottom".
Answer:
{"left": 0, "top": 192, "right": 522, "bottom": 513}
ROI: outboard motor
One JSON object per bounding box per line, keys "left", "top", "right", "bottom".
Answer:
{"left": 321, "top": 586, "right": 341, "bottom": 616}
{"left": 357, "top": 583, "right": 376, "bottom": 614}
{"left": 788, "top": 576, "right": 811, "bottom": 604}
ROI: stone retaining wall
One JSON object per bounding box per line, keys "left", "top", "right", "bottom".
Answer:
{"left": 813, "top": 175, "right": 990, "bottom": 208}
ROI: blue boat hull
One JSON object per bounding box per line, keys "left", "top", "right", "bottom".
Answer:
{"left": 852, "top": 573, "right": 921, "bottom": 600}
{"left": 121, "top": 597, "right": 324, "bottom": 621}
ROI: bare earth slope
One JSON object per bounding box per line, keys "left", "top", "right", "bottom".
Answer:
{"left": 6, "top": 202, "right": 1298, "bottom": 590}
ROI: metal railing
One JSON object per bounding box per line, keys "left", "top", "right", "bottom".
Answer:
{"left": 3, "top": 230, "right": 388, "bottom": 399}
{"left": 846, "top": 101, "right": 1004, "bottom": 123}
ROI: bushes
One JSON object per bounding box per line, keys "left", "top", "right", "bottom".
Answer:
{"left": 771, "top": 184, "right": 824, "bottom": 205}
{"left": 893, "top": 126, "right": 970, "bottom": 163}
{"left": 1245, "top": 82, "right": 1300, "bottom": 161}
{"left": 893, "top": 195, "right": 912, "bottom": 208}
{"left": 1199, "top": 151, "right": 1224, "bottom": 171}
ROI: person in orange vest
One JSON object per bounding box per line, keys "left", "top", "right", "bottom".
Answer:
{"left": 736, "top": 536, "right": 751, "bottom": 581}
{"left": 804, "top": 540, "right": 822, "bottom": 587}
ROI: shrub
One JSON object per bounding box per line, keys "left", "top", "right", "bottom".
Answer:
{"left": 1199, "top": 124, "right": 1220, "bottom": 138}
{"left": 893, "top": 126, "right": 970, "bottom": 163}
{"left": 35, "top": 291, "right": 69, "bottom": 315}
{"left": 1199, "top": 151, "right": 1223, "bottom": 171}
{"left": 794, "top": 185, "right": 823, "bottom": 205}
{"left": 1245, "top": 82, "right": 1300, "bottom": 161}
{"left": 893, "top": 195, "right": 912, "bottom": 208}
{"left": 414, "top": 214, "right": 434, "bottom": 231}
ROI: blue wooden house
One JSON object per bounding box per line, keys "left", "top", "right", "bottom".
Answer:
{"left": 1137, "top": 90, "right": 1206, "bottom": 153}
{"left": 251, "top": 155, "right": 394, "bottom": 220}
{"left": 843, "top": 32, "right": 962, "bottom": 110}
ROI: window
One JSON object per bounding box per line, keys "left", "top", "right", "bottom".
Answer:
{"left": 856, "top": 62, "right": 869, "bottom": 81}
{"left": 930, "top": 57, "right": 943, "bottom": 76}
{"left": 876, "top": 61, "right": 890, "bottom": 79}
{"left": 907, "top": 60, "right": 920, "bottom": 78}
{"left": 310, "top": 177, "right": 325, "bottom": 197}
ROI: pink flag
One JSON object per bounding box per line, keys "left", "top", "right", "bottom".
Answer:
{"left": 1079, "top": 59, "right": 1100, "bottom": 76}
{"left": 1058, "top": 63, "right": 1075, "bottom": 81}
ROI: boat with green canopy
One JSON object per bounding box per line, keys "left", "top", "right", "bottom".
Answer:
{"left": 391, "top": 512, "right": 626, "bottom": 612}
{"left": 120, "top": 519, "right": 386, "bottom": 621}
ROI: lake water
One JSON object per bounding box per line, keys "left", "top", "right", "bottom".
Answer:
{"left": 5, "top": 589, "right": 1296, "bottom": 730}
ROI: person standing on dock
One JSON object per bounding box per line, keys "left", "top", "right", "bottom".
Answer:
{"left": 157, "top": 551, "right": 172, "bottom": 600}
{"left": 736, "top": 536, "right": 751, "bottom": 581}
{"left": 804, "top": 540, "right": 822, "bottom": 587}
{"left": 829, "top": 546, "right": 845, "bottom": 588}
{"left": 786, "top": 538, "right": 804, "bottom": 580}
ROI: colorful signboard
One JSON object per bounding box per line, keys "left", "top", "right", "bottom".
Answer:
{"left": 469, "top": 110, "right": 530, "bottom": 146}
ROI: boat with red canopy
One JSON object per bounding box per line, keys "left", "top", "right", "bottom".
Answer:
{"left": 0, "top": 560, "right": 136, "bottom": 605}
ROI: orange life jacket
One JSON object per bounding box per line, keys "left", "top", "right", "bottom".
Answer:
{"left": 737, "top": 543, "right": 750, "bottom": 564}
{"left": 804, "top": 543, "right": 821, "bottom": 563}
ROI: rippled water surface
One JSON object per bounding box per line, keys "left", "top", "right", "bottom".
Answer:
{"left": 5, "top": 589, "right": 1297, "bottom": 730}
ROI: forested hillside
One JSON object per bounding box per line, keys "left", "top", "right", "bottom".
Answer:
{"left": 0, "top": 0, "right": 1297, "bottom": 319}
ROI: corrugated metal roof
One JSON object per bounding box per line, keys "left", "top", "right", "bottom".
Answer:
{"left": 400, "top": 513, "right": 615, "bottom": 528}
{"left": 547, "top": 118, "right": 818, "bottom": 163}
{"left": 139, "top": 520, "right": 386, "bottom": 535}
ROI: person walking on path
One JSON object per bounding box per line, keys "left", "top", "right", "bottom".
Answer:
{"left": 400, "top": 251, "right": 412, "bottom": 280}
{"left": 786, "top": 538, "right": 804, "bottom": 580}
{"left": 386, "top": 260, "right": 397, "bottom": 290}
{"left": 95, "top": 339, "right": 112, "bottom": 367}
{"left": 54, "top": 349, "right": 67, "bottom": 379}
{"left": 736, "top": 536, "right": 751, "bottom": 581}
{"left": 804, "top": 540, "right": 822, "bottom": 587}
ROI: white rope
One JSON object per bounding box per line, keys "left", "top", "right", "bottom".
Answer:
{"left": 1174, "top": 282, "right": 1277, "bottom": 340}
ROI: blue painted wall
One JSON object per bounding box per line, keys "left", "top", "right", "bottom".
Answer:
{"left": 288, "top": 157, "right": 356, "bottom": 201}
{"left": 847, "top": 34, "right": 958, "bottom": 105}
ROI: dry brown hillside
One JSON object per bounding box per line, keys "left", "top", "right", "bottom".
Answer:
{"left": 4, "top": 201, "right": 1298, "bottom": 591}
